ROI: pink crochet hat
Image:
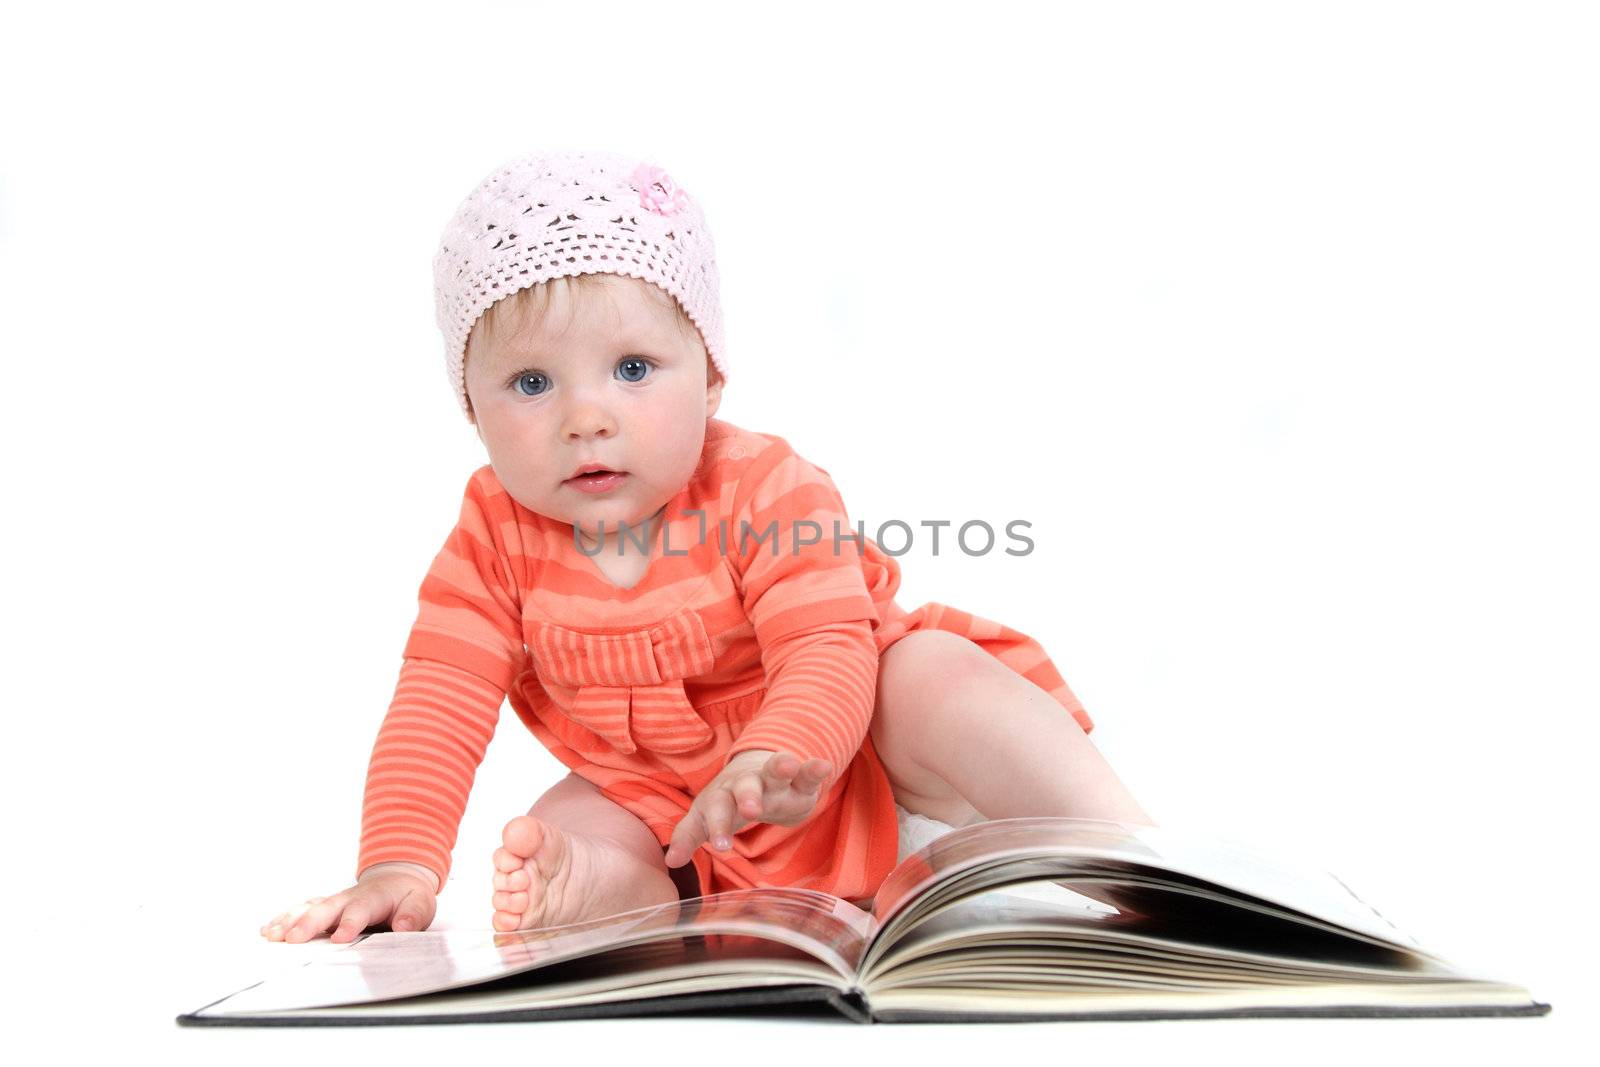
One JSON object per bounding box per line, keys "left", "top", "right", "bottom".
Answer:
{"left": 433, "top": 149, "right": 727, "bottom": 419}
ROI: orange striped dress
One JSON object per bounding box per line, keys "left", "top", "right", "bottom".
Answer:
{"left": 356, "top": 417, "right": 1093, "bottom": 906}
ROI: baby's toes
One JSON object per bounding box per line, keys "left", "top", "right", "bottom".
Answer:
{"left": 501, "top": 814, "right": 549, "bottom": 862}
{"left": 493, "top": 888, "right": 529, "bottom": 913}
{"left": 492, "top": 886, "right": 530, "bottom": 931}
{"left": 490, "top": 848, "right": 531, "bottom": 924}
{"left": 492, "top": 867, "right": 530, "bottom": 892}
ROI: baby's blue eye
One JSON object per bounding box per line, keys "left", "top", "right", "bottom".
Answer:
{"left": 513, "top": 372, "right": 549, "bottom": 397}
{"left": 509, "top": 359, "right": 651, "bottom": 395}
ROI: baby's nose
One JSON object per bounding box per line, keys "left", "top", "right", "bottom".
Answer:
{"left": 562, "top": 405, "right": 617, "bottom": 439}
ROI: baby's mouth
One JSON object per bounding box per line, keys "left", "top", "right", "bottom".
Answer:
{"left": 564, "top": 469, "right": 630, "bottom": 490}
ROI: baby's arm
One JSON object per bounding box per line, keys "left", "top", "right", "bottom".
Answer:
{"left": 724, "top": 618, "right": 879, "bottom": 783}
{"left": 266, "top": 654, "right": 512, "bottom": 943}
{"left": 668, "top": 442, "right": 882, "bottom": 864}
{"left": 724, "top": 442, "right": 882, "bottom": 776}
{"left": 352, "top": 656, "right": 507, "bottom": 891}
{"left": 263, "top": 471, "right": 525, "bottom": 942}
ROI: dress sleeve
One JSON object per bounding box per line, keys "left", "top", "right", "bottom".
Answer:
{"left": 724, "top": 441, "right": 881, "bottom": 782}
{"left": 354, "top": 472, "right": 526, "bottom": 891}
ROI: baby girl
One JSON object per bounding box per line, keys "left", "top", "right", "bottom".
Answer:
{"left": 261, "top": 150, "right": 1152, "bottom": 944}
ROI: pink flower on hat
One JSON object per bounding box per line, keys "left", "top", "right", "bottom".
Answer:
{"left": 631, "top": 162, "right": 689, "bottom": 216}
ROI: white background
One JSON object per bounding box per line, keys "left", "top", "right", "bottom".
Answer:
{"left": 2, "top": 0, "right": 1593, "bottom": 1061}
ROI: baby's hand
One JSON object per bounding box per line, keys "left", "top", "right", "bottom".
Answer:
{"left": 664, "top": 750, "right": 833, "bottom": 869}
{"left": 260, "top": 862, "right": 438, "bottom": 943}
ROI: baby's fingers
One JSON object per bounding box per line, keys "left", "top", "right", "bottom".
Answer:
{"left": 699, "top": 786, "right": 740, "bottom": 851}
{"left": 329, "top": 900, "right": 378, "bottom": 943}
{"left": 756, "top": 755, "right": 834, "bottom": 825}
{"left": 729, "top": 771, "right": 764, "bottom": 822}
{"left": 277, "top": 896, "right": 348, "bottom": 944}
{"left": 763, "top": 753, "right": 831, "bottom": 795}
{"left": 261, "top": 896, "right": 326, "bottom": 941}
{"left": 789, "top": 757, "right": 832, "bottom": 795}
{"left": 665, "top": 806, "right": 712, "bottom": 868}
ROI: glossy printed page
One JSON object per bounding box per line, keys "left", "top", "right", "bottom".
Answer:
{"left": 195, "top": 887, "right": 873, "bottom": 1017}
{"left": 866, "top": 884, "right": 1438, "bottom": 988}
{"left": 868, "top": 818, "right": 1422, "bottom": 952}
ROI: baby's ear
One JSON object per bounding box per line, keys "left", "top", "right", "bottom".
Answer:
{"left": 705, "top": 370, "right": 724, "bottom": 419}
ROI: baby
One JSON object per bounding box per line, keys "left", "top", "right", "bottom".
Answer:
{"left": 261, "top": 150, "right": 1152, "bottom": 944}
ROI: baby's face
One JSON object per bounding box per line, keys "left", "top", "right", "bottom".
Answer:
{"left": 463, "top": 274, "right": 722, "bottom": 542}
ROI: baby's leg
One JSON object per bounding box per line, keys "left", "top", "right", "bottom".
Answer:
{"left": 492, "top": 772, "right": 682, "bottom": 932}
{"left": 869, "top": 631, "right": 1154, "bottom": 828}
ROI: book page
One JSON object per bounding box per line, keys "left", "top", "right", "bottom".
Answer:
{"left": 201, "top": 887, "right": 871, "bottom": 1016}
{"left": 868, "top": 818, "right": 1421, "bottom": 952}
{"left": 872, "top": 884, "right": 1429, "bottom": 982}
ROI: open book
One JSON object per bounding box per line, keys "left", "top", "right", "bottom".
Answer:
{"left": 178, "top": 818, "right": 1549, "bottom": 1025}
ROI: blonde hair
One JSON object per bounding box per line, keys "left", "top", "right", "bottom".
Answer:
{"left": 463, "top": 274, "right": 719, "bottom": 416}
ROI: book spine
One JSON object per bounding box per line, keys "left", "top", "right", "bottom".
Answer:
{"left": 833, "top": 988, "right": 873, "bottom": 1024}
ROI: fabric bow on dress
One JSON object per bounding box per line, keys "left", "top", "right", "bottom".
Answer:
{"left": 524, "top": 611, "right": 719, "bottom": 756}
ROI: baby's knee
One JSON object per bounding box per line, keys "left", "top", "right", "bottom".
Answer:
{"left": 536, "top": 771, "right": 603, "bottom": 807}
{"left": 873, "top": 633, "right": 1003, "bottom": 750}
{"left": 879, "top": 631, "right": 993, "bottom": 701}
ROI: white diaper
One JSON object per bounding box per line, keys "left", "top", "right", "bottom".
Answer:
{"left": 895, "top": 802, "right": 961, "bottom": 864}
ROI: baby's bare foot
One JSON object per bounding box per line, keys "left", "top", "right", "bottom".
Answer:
{"left": 491, "top": 814, "right": 680, "bottom": 932}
